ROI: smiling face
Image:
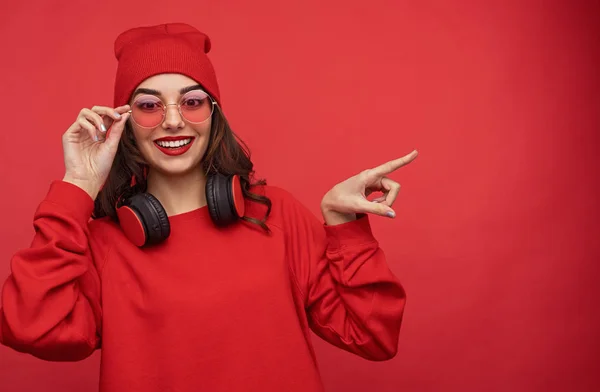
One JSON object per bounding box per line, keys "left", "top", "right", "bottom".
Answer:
{"left": 128, "top": 73, "right": 215, "bottom": 177}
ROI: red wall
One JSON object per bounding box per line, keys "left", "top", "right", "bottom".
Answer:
{"left": 1, "top": 1, "right": 598, "bottom": 391}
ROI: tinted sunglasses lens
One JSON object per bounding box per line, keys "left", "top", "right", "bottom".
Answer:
{"left": 131, "top": 96, "right": 164, "bottom": 128}
{"left": 180, "top": 90, "right": 214, "bottom": 123}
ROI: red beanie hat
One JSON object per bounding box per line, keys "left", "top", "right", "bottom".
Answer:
{"left": 113, "top": 22, "right": 221, "bottom": 108}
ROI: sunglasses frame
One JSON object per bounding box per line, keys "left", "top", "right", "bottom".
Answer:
{"left": 127, "top": 90, "right": 217, "bottom": 129}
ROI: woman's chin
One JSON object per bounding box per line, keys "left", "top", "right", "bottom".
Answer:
{"left": 147, "top": 159, "right": 204, "bottom": 178}
{"left": 144, "top": 146, "right": 207, "bottom": 177}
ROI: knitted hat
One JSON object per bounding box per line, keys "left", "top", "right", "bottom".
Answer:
{"left": 113, "top": 22, "right": 221, "bottom": 108}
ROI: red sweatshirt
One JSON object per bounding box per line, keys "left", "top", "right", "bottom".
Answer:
{"left": 0, "top": 180, "right": 406, "bottom": 391}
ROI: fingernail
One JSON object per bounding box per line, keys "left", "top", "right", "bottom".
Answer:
{"left": 386, "top": 210, "right": 395, "bottom": 218}
{"left": 114, "top": 112, "right": 121, "bottom": 118}
{"left": 94, "top": 135, "right": 99, "bottom": 141}
{"left": 101, "top": 124, "right": 107, "bottom": 132}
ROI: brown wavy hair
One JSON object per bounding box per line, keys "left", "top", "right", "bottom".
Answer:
{"left": 91, "top": 104, "right": 272, "bottom": 233}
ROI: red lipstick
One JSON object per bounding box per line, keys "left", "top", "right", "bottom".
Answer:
{"left": 154, "top": 136, "right": 195, "bottom": 156}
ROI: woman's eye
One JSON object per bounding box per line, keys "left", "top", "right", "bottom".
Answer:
{"left": 182, "top": 98, "right": 205, "bottom": 107}
{"left": 137, "top": 101, "right": 161, "bottom": 111}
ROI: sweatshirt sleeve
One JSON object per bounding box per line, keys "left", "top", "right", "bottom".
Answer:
{"left": 0, "top": 180, "right": 104, "bottom": 361}
{"left": 280, "top": 189, "right": 406, "bottom": 361}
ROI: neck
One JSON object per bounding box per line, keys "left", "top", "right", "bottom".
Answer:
{"left": 145, "top": 167, "right": 207, "bottom": 216}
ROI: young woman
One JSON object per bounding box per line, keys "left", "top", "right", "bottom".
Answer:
{"left": 0, "top": 23, "right": 418, "bottom": 391}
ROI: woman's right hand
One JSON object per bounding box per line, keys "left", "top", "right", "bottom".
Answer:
{"left": 62, "top": 105, "right": 131, "bottom": 199}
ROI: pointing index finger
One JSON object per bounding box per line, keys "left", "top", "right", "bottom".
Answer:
{"left": 371, "top": 150, "right": 418, "bottom": 176}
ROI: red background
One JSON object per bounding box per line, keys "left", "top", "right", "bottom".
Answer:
{"left": 1, "top": 1, "right": 599, "bottom": 391}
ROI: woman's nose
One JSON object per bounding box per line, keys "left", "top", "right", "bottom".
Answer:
{"left": 162, "top": 104, "right": 184, "bottom": 130}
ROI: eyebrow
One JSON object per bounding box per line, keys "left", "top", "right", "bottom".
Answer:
{"left": 132, "top": 84, "right": 205, "bottom": 97}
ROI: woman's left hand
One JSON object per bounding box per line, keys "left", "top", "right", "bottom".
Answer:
{"left": 320, "top": 150, "right": 418, "bottom": 226}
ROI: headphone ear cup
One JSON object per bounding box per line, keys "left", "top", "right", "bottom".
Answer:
{"left": 205, "top": 174, "right": 220, "bottom": 225}
{"left": 206, "top": 173, "right": 244, "bottom": 227}
{"left": 117, "top": 193, "right": 170, "bottom": 247}
{"left": 229, "top": 174, "right": 245, "bottom": 219}
{"left": 139, "top": 193, "right": 170, "bottom": 245}
{"left": 117, "top": 198, "right": 147, "bottom": 247}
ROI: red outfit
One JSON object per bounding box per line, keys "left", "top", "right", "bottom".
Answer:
{"left": 1, "top": 180, "right": 406, "bottom": 391}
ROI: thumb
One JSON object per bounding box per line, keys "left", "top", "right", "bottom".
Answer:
{"left": 104, "top": 112, "right": 130, "bottom": 149}
{"left": 355, "top": 197, "right": 396, "bottom": 218}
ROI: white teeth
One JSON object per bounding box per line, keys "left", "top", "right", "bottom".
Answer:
{"left": 156, "top": 138, "right": 192, "bottom": 148}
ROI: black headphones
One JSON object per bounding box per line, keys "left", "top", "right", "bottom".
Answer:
{"left": 116, "top": 172, "right": 245, "bottom": 247}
